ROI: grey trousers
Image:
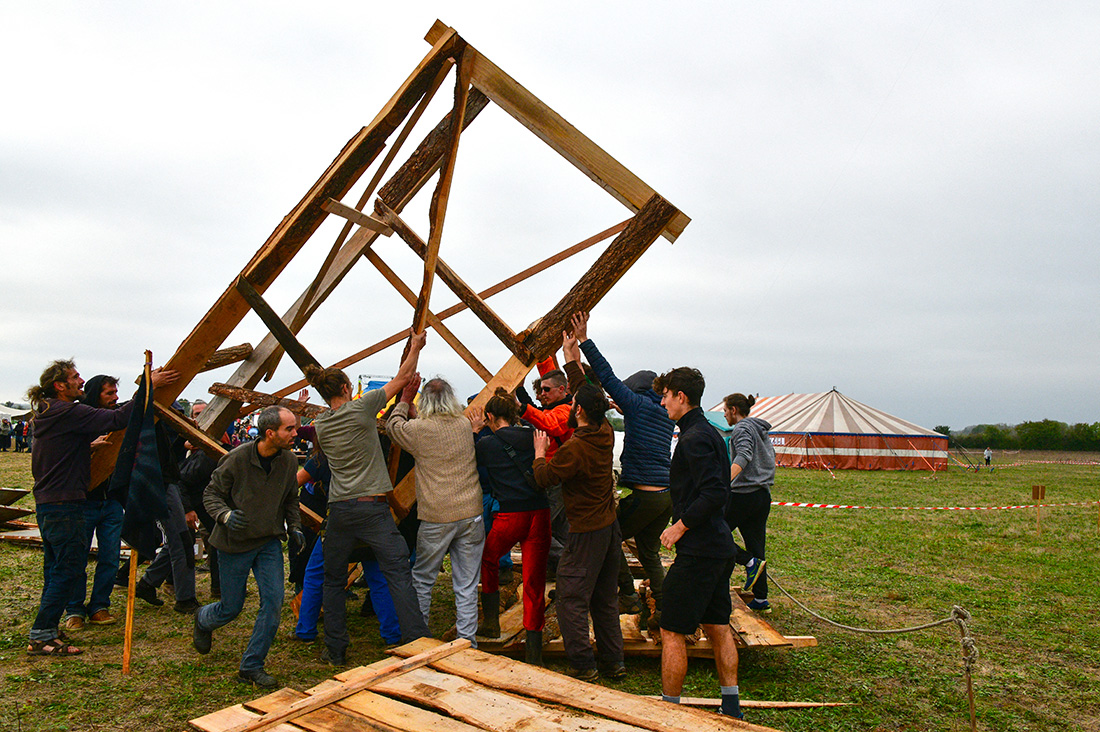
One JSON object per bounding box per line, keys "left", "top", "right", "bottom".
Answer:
{"left": 556, "top": 522, "right": 624, "bottom": 671}
{"left": 141, "top": 483, "right": 195, "bottom": 602}
{"left": 412, "top": 516, "right": 485, "bottom": 643}
{"left": 323, "top": 499, "right": 428, "bottom": 655}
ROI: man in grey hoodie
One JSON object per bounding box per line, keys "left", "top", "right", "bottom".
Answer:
{"left": 722, "top": 393, "right": 776, "bottom": 612}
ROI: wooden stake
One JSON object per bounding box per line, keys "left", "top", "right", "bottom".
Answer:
{"left": 122, "top": 545, "right": 138, "bottom": 675}
{"left": 221, "top": 638, "right": 471, "bottom": 732}
{"left": 1032, "top": 485, "right": 1045, "bottom": 535}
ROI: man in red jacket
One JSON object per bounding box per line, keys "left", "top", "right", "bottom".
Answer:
{"left": 521, "top": 367, "right": 574, "bottom": 576}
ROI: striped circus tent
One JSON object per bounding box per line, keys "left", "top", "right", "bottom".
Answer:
{"left": 720, "top": 389, "right": 948, "bottom": 471}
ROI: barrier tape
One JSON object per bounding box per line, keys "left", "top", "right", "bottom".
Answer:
{"left": 977, "top": 460, "right": 1100, "bottom": 469}
{"left": 772, "top": 500, "right": 1100, "bottom": 511}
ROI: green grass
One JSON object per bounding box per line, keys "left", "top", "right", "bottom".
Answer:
{"left": 2, "top": 451, "right": 1099, "bottom": 731}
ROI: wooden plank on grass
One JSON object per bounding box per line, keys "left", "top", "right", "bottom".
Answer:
{"left": 0, "top": 488, "right": 30, "bottom": 506}
{"left": 389, "top": 638, "right": 784, "bottom": 732}
{"left": 188, "top": 703, "right": 300, "bottom": 732}
{"left": 219, "top": 639, "right": 471, "bottom": 732}
{"left": 645, "top": 696, "right": 850, "bottom": 710}
{"left": 371, "top": 666, "right": 650, "bottom": 732}
{"left": 0, "top": 505, "right": 34, "bottom": 524}
{"left": 730, "top": 592, "right": 791, "bottom": 648}
{"left": 306, "top": 679, "right": 482, "bottom": 732}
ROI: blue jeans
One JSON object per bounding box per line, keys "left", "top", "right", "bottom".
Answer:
{"left": 67, "top": 499, "right": 124, "bottom": 617}
{"left": 412, "top": 515, "right": 485, "bottom": 643}
{"left": 196, "top": 538, "right": 284, "bottom": 672}
{"left": 31, "top": 503, "right": 88, "bottom": 641}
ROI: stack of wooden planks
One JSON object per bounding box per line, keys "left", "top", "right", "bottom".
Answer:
{"left": 190, "top": 638, "right": 793, "bottom": 732}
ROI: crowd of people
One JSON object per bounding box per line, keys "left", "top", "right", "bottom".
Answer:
{"left": 22, "top": 311, "right": 778, "bottom": 720}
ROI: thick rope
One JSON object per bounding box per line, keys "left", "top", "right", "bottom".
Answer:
{"left": 769, "top": 573, "right": 979, "bottom": 731}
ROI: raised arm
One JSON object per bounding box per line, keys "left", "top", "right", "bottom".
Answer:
{"left": 382, "top": 330, "right": 427, "bottom": 401}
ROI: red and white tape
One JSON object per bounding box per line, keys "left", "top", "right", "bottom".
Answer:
{"left": 772, "top": 500, "right": 1100, "bottom": 511}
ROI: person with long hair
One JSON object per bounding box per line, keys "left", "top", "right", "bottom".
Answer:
{"left": 470, "top": 390, "right": 551, "bottom": 664}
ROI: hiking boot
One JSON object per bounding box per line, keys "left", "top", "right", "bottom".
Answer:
{"left": 524, "top": 630, "right": 543, "bottom": 666}
{"left": 618, "top": 593, "right": 641, "bottom": 615}
{"left": 567, "top": 666, "right": 599, "bottom": 682}
{"left": 321, "top": 646, "right": 346, "bottom": 667}
{"left": 135, "top": 580, "right": 164, "bottom": 606}
{"left": 193, "top": 615, "right": 212, "bottom": 655}
{"left": 174, "top": 597, "right": 201, "bottom": 614}
{"left": 743, "top": 558, "right": 766, "bottom": 594}
{"left": 477, "top": 591, "right": 500, "bottom": 638}
{"left": 747, "top": 598, "right": 771, "bottom": 613}
{"left": 598, "top": 663, "right": 627, "bottom": 681}
{"left": 63, "top": 615, "right": 85, "bottom": 631}
{"left": 237, "top": 668, "right": 277, "bottom": 688}
{"left": 88, "top": 609, "right": 117, "bottom": 625}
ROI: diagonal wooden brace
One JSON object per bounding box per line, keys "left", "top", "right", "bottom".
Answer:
{"left": 234, "top": 276, "right": 321, "bottom": 373}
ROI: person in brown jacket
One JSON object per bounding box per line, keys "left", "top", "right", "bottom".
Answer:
{"left": 532, "top": 382, "right": 624, "bottom": 681}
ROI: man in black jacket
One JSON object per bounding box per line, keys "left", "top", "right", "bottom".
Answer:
{"left": 655, "top": 367, "right": 743, "bottom": 719}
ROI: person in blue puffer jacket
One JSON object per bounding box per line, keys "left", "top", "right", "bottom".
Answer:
{"left": 569, "top": 312, "right": 675, "bottom": 619}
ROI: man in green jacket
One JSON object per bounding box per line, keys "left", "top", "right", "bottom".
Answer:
{"left": 194, "top": 405, "right": 303, "bottom": 688}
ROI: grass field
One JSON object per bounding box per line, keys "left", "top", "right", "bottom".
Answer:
{"left": 2, "top": 450, "right": 1098, "bottom": 731}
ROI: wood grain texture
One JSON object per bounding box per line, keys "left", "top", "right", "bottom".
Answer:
{"left": 199, "top": 344, "right": 253, "bottom": 373}
{"left": 234, "top": 276, "right": 321, "bottom": 372}
{"left": 520, "top": 194, "right": 678, "bottom": 360}
{"left": 208, "top": 384, "right": 325, "bottom": 420}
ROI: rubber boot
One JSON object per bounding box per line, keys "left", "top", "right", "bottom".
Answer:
{"left": 525, "top": 630, "right": 543, "bottom": 666}
{"left": 478, "top": 591, "right": 500, "bottom": 638}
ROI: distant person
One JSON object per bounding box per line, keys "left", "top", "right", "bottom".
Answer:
{"left": 723, "top": 393, "right": 775, "bottom": 613}
{"left": 26, "top": 358, "right": 176, "bottom": 656}
{"left": 984, "top": 447, "right": 992, "bottom": 466}
{"left": 533, "top": 383, "right": 624, "bottom": 681}
{"left": 15, "top": 420, "right": 28, "bottom": 452}
{"left": 386, "top": 375, "right": 485, "bottom": 645}
{"left": 194, "top": 406, "right": 303, "bottom": 688}
{"left": 1, "top": 418, "right": 11, "bottom": 451}
{"left": 656, "top": 367, "right": 744, "bottom": 719}
{"left": 569, "top": 311, "right": 674, "bottom": 620}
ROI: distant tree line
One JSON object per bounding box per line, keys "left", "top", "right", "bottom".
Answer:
{"left": 934, "top": 421, "right": 1100, "bottom": 451}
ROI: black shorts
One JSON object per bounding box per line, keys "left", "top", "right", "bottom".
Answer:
{"left": 660, "top": 553, "right": 736, "bottom": 635}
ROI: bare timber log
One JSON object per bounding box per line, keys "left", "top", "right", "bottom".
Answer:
{"left": 209, "top": 384, "right": 326, "bottom": 420}
{"left": 199, "top": 344, "right": 253, "bottom": 373}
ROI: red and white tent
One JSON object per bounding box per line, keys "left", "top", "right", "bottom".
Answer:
{"left": 727, "top": 389, "right": 948, "bottom": 471}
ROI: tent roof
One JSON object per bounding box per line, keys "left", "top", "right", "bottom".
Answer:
{"left": 709, "top": 389, "right": 941, "bottom": 438}
{"left": 0, "top": 405, "right": 32, "bottom": 421}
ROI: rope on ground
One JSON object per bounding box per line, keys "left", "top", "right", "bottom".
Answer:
{"left": 769, "top": 573, "right": 978, "bottom": 731}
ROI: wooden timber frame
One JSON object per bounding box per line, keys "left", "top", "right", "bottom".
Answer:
{"left": 89, "top": 19, "right": 691, "bottom": 511}
{"left": 190, "top": 638, "right": 789, "bottom": 732}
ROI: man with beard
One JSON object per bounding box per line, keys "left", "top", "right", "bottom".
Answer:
{"left": 194, "top": 406, "right": 303, "bottom": 688}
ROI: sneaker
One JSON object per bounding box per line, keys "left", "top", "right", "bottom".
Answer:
{"left": 567, "top": 666, "right": 599, "bottom": 682}
{"left": 747, "top": 598, "right": 771, "bottom": 613}
{"left": 237, "top": 668, "right": 278, "bottom": 688}
{"left": 174, "top": 597, "right": 201, "bottom": 614}
{"left": 193, "top": 615, "right": 212, "bottom": 655}
{"left": 598, "top": 663, "right": 627, "bottom": 681}
{"left": 88, "top": 609, "right": 117, "bottom": 625}
{"left": 743, "top": 558, "right": 766, "bottom": 594}
{"left": 618, "top": 593, "right": 642, "bottom": 615}
{"left": 63, "top": 615, "right": 85, "bottom": 631}
{"left": 135, "top": 581, "right": 164, "bottom": 607}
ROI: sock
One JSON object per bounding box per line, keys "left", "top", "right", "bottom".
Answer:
{"left": 662, "top": 695, "right": 680, "bottom": 704}
{"left": 720, "top": 685, "right": 741, "bottom": 718}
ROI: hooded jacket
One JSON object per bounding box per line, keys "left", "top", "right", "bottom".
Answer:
{"left": 475, "top": 424, "right": 549, "bottom": 514}
{"left": 31, "top": 398, "right": 134, "bottom": 505}
{"left": 729, "top": 416, "right": 776, "bottom": 494}
{"left": 532, "top": 420, "right": 616, "bottom": 533}
{"left": 579, "top": 339, "right": 674, "bottom": 487}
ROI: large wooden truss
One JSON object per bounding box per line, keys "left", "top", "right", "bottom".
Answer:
{"left": 90, "top": 20, "right": 689, "bottom": 514}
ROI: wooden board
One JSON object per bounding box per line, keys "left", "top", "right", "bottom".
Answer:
{"left": 0, "top": 487, "right": 31, "bottom": 506}
{"left": 0, "top": 505, "right": 35, "bottom": 524}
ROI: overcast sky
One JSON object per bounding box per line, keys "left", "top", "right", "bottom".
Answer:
{"left": 2, "top": 2, "right": 1098, "bottom": 431}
